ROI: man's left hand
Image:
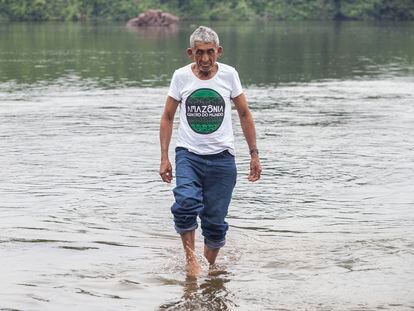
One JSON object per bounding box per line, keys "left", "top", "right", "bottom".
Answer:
{"left": 248, "top": 156, "right": 262, "bottom": 182}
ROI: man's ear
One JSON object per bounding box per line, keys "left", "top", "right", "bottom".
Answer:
{"left": 217, "top": 46, "right": 223, "bottom": 57}
{"left": 187, "top": 48, "right": 194, "bottom": 60}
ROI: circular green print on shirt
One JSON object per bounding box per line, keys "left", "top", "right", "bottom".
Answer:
{"left": 185, "top": 88, "right": 225, "bottom": 134}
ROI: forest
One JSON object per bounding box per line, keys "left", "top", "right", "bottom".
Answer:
{"left": 0, "top": 0, "right": 413, "bottom": 21}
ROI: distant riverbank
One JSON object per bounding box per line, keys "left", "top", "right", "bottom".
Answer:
{"left": 0, "top": 0, "right": 413, "bottom": 22}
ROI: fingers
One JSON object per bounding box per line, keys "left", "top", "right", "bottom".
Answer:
{"left": 248, "top": 161, "right": 262, "bottom": 182}
{"left": 160, "top": 171, "right": 173, "bottom": 183}
{"left": 160, "top": 162, "right": 173, "bottom": 183}
{"left": 160, "top": 168, "right": 173, "bottom": 183}
{"left": 248, "top": 171, "right": 260, "bottom": 182}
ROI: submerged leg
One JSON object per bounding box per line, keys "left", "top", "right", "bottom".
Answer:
{"left": 204, "top": 244, "right": 220, "bottom": 265}
{"left": 181, "top": 230, "right": 201, "bottom": 276}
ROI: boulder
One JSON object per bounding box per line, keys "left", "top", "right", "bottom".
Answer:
{"left": 127, "top": 9, "right": 179, "bottom": 27}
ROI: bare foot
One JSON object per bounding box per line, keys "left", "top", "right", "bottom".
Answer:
{"left": 180, "top": 231, "right": 202, "bottom": 276}
{"left": 204, "top": 245, "right": 220, "bottom": 265}
{"left": 186, "top": 259, "right": 202, "bottom": 277}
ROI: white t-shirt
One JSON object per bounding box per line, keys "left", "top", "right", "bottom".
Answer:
{"left": 168, "top": 62, "right": 243, "bottom": 155}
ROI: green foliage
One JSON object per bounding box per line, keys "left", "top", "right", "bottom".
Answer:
{"left": 234, "top": 0, "right": 255, "bottom": 20}
{"left": 370, "top": 0, "right": 414, "bottom": 20}
{"left": 338, "top": 0, "right": 414, "bottom": 20}
{"left": 209, "top": 2, "right": 234, "bottom": 21}
{"left": 0, "top": 0, "right": 413, "bottom": 21}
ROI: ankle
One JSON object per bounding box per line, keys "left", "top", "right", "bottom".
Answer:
{"left": 204, "top": 248, "right": 219, "bottom": 265}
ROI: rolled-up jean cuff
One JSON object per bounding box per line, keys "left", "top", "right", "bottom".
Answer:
{"left": 175, "top": 223, "right": 198, "bottom": 234}
{"left": 204, "top": 238, "right": 225, "bottom": 249}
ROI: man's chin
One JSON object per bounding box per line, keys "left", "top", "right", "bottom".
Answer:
{"left": 198, "top": 65, "right": 212, "bottom": 73}
{"left": 200, "top": 69, "right": 210, "bottom": 75}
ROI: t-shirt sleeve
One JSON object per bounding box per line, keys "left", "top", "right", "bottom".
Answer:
{"left": 167, "top": 70, "right": 182, "bottom": 102}
{"left": 231, "top": 69, "right": 244, "bottom": 99}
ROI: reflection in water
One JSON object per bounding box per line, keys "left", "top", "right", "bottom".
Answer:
{"left": 126, "top": 24, "right": 179, "bottom": 40}
{"left": 1, "top": 21, "right": 413, "bottom": 86}
{"left": 159, "top": 269, "right": 234, "bottom": 311}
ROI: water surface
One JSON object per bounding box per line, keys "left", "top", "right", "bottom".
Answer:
{"left": 0, "top": 21, "right": 414, "bottom": 310}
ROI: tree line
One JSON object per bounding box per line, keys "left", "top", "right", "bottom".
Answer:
{"left": 0, "top": 0, "right": 413, "bottom": 21}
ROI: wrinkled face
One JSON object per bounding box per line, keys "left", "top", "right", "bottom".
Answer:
{"left": 187, "top": 41, "right": 223, "bottom": 73}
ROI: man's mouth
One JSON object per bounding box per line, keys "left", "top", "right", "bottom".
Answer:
{"left": 200, "top": 66, "right": 211, "bottom": 72}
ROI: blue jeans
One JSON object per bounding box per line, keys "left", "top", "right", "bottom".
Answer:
{"left": 171, "top": 147, "right": 237, "bottom": 249}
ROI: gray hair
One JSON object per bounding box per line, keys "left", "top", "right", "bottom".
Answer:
{"left": 189, "top": 26, "right": 220, "bottom": 48}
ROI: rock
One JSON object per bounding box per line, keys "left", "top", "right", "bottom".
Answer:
{"left": 127, "top": 9, "right": 179, "bottom": 27}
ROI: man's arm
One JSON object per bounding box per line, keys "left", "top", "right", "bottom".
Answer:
{"left": 160, "top": 96, "right": 179, "bottom": 183}
{"left": 233, "top": 93, "right": 262, "bottom": 182}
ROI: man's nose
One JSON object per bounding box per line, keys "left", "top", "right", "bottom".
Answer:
{"left": 201, "top": 53, "right": 209, "bottom": 62}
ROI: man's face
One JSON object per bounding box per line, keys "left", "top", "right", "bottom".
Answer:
{"left": 187, "top": 41, "right": 223, "bottom": 73}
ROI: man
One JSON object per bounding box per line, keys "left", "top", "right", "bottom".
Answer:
{"left": 160, "top": 26, "right": 261, "bottom": 276}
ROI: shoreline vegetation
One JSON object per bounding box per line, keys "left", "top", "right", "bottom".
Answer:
{"left": 0, "top": 0, "right": 413, "bottom": 22}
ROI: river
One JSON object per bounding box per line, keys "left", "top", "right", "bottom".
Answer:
{"left": 0, "top": 21, "right": 413, "bottom": 310}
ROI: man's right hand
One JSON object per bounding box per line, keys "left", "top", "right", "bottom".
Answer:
{"left": 160, "top": 159, "right": 173, "bottom": 183}
{"left": 159, "top": 96, "right": 179, "bottom": 184}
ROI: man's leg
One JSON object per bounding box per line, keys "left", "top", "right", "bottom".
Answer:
{"left": 201, "top": 151, "right": 237, "bottom": 265}
{"left": 172, "top": 148, "right": 205, "bottom": 275}
{"left": 181, "top": 230, "right": 201, "bottom": 275}
{"left": 204, "top": 244, "right": 220, "bottom": 265}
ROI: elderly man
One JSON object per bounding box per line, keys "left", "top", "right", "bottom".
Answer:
{"left": 160, "top": 26, "right": 261, "bottom": 276}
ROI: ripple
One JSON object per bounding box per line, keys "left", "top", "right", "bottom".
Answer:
{"left": 93, "top": 241, "right": 136, "bottom": 247}
{"left": 58, "top": 246, "right": 99, "bottom": 251}
{"left": 0, "top": 238, "right": 71, "bottom": 244}
{"left": 75, "top": 288, "right": 124, "bottom": 299}
{"left": 1, "top": 77, "right": 413, "bottom": 310}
